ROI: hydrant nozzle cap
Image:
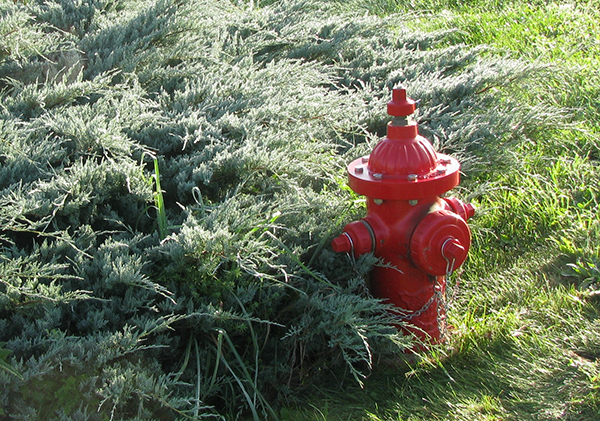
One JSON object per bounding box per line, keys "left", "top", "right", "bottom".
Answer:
{"left": 410, "top": 210, "right": 471, "bottom": 276}
{"left": 331, "top": 234, "right": 352, "bottom": 254}
{"left": 387, "top": 88, "right": 416, "bottom": 117}
{"left": 442, "top": 239, "right": 467, "bottom": 265}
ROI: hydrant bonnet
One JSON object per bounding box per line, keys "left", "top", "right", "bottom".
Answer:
{"left": 348, "top": 89, "right": 461, "bottom": 200}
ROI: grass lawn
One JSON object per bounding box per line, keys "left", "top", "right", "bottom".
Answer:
{"left": 289, "top": 1, "right": 600, "bottom": 420}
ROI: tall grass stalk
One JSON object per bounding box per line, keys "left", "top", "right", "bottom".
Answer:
{"left": 152, "top": 157, "right": 168, "bottom": 240}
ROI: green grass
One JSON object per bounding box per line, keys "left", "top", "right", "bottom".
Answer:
{"left": 287, "top": 1, "right": 600, "bottom": 419}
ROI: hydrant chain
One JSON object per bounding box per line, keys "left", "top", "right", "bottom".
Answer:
{"left": 394, "top": 293, "right": 436, "bottom": 321}
{"left": 442, "top": 237, "right": 458, "bottom": 276}
{"left": 341, "top": 232, "right": 355, "bottom": 262}
{"left": 434, "top": 281, "right": 447, "bottom": 339}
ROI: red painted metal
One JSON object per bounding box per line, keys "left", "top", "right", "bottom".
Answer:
{"left": 332, "top": 88, "right": 475, "bottom": 345}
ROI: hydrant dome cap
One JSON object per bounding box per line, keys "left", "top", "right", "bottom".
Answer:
{"left": 368, "top": 123, "right": 438, "bottom": 177}
{"left": 348, "top": 154, "right": 460, "bottom": 200}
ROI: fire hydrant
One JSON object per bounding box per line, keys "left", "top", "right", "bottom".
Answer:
{"left": 331, "top": 88, "right": 475, "bottom": 344}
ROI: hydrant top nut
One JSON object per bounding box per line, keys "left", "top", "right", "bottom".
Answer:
{"left": 387, "top": 88, "right": 417, "bottom": 117}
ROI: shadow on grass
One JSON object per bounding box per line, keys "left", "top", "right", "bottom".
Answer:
{"left": 294, "top": 332, "right": 600, "bottom": 421}
{"left": 282, "top": 225, "right": 600, "bottom": 421}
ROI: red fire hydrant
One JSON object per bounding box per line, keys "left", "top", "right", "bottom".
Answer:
{"left": 332, "top": 88, "right": 475, "bottom": 344}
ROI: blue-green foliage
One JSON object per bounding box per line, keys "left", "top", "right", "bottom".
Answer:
{"left": 0, "top": 0, "right": 543, "bottom": 418}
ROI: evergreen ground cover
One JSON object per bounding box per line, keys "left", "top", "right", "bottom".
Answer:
{"left": 0, "top": 0, "right": 598, "bottom": 420}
